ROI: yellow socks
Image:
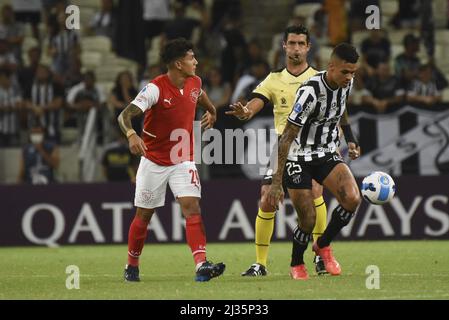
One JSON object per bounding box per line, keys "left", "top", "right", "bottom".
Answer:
{"left": 255, "top": 208, "right": 275, "bottom": 267}
{"left": 312, "top": 196, "right": 327, "bottom": 243}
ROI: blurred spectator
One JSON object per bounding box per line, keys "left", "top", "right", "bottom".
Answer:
{"left": 66, "top": 71, "right": 106, "bottom": 140}
{"left": 47, "top": 11, "right": 80, "bottom": 83}
{"left": 24, "top": 64, "right": 64, "bottom": 143}
{"left": 0, "top": 4, "right": 24, "bottom": 65}
{"left": 161, "top": 2, "right": 201, "bottom": 47}
{"left": 185, "top": 0, "right": 210, "bottom": 28}
{"left": 142, "top": 0, "right": 170, "bottom": 51}
{"left": 220, "top": 14, "right": 247, "bottom": 85}
{"left": 109, "top": 70, "right": 141, "bottom": 134}
{"left": 347, "top": 71, "right": 370, "bottom": 108}
{"left": 361, "top": 29, "right": 391, "bottom": 70}
{"left": 236, "top": 38, "right": 266, "bottom": 77}
{"left": 101, "top": 126, "right": 137, "bottom": 182}
{"left": 323, "top": 0, "right": 347, "bottom": 45}
{"left": 115, "top": 0, "right": 145, "bottom": 66}
{"left": 390, "top": 0, "right": 420, "bottom": 29}
{"left": 11, "top": 0, "right": 41, "bottom": 40}
{"left": 138, "top": 63, "right": 163, "bottom": 90}
{"left": 406, "top": 63, "right": 442, "bottom": 106}
{"left": 231, "top": 60, "right": 269, "bottom": 103}
{"left": 394, "top": 33, "right": 421, "bottom": 89}
{"left": 17, "top": 46, "right": 40, "bottom": 98}
{"left": 204, "top": 66, "right": 231, "bottom": 110}
{"left": 0, "top": 67, "right": 21, "bottom": 146}
{"left": 0, "top": 36, "right": 18, "bottom": 74}
{"left": 364, "top": 62, "right": 405, "bottom": 113}
{"left": 17, "top": 124, "right": 59, "bottom": 184}
{"left": 210, "top": 0, "right": 240, "bottom": 31}
{"left": 88, "top": 0, "right": 118, "bottom": 49}
{"left": 62, "top": 55, "right": 83, "bottom": 88}
{"left": 428, "top": 58, "right": 449, "bottom": 91}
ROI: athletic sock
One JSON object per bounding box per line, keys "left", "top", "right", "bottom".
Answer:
{"left": 127, "top": 215, "right": 149, "bottom": 266}
{"left": 317, "top": 205, "right": 354, "bottom": 248}
{"left": 186, "top": 214, "right": 207, "bottom": 266}
{"left": 290, "top": 226, "right": 312, "bottom": 266}
{"left": 312, "top": 196, "right": 327, "bottom": 243}
{"left": 255, "top": 208, "right": 275, "bottom": 267}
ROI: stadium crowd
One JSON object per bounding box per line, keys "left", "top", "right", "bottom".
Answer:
{"left": 0, "top": 0, "right": 448, "bottom": 184}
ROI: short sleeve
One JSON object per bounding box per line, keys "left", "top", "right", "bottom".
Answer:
{"left": 252, "top": 73, "right": 272, "bottom": 104}
{"left": 288, "top": 86, "right": 317, "bottom": 127}
{"left": 131, "top": 83, "right": 160, "bottom": 112}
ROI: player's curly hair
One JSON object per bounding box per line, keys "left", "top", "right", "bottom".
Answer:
{"left": 160, "top": 38, "right": 194, "bottom": 65}
{"left": 283, "top": 25, "right": 310, "bottom": 43}
{"left": 332, "top": 43, "right": 359, "bottom": 64}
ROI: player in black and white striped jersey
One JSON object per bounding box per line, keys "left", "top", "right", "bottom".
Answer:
{"left": 288, "top": 70, "right": 352, "bottom": 162}
{"left": 267, "top": 43, "right": 362, "bottom": 279}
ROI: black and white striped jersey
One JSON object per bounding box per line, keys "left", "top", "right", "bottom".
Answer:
{"left": 287, "top": 71, "right": 353, "bottom": 162}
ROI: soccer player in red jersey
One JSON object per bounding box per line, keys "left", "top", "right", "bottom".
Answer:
{"left": 118, "top": 38, "right": 225, "bottom": 282}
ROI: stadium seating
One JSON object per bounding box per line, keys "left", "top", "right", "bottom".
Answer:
{"left": 80, "top": 51, "right": 103, "bottom": 69}
{"left": 81, "top": 36, "right": 112, "bottom": 54}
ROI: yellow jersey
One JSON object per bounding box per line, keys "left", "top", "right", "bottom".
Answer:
{"left": 252, "top": 66, "right": 318, "bottom": 135}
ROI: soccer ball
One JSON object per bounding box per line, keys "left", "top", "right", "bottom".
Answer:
{"left": 361, "top": 171, "right": 396, "bottom": 205}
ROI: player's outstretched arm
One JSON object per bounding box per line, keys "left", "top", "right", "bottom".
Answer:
{"left": 267, "top": 122, "right": 300, "bottom": 208}
{"left": 117, "top": 103, "right": 147, "bottom": 156}
{"left": 197, "top": 89, "right": 217, "bottom": 129}
{"left": 225, "top": 97, "right": 265, "bottom": 121}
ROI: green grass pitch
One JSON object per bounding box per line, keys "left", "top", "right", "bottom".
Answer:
{"left": 1, "top": 241, "right": 448, "bottom": 300}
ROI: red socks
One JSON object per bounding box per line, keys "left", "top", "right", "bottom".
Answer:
{"left": 127, "top": 213, "right": 207, "bottom": 267}
{"left": 185, "top": 214, "right": 207, "bottom": 265}
{"left": 127, "top": 215, "right": 149, "bottom": 266}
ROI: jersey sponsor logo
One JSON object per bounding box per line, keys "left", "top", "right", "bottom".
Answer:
{"left": 281, "top": 97, "right": 287, "bottom": 105}
{"left": 163, "top": 97, "right": 173, "bottom": 105}
{"left": 190, "top": 88, "right": 201, "bottom": 103}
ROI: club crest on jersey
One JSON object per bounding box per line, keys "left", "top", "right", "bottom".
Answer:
{"left": 190, "top": 88, "right": 201, "bottom": 103}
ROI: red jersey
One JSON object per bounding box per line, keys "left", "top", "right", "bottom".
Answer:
{"left": 132, "top": 74, "right": 202, "bottom": 166}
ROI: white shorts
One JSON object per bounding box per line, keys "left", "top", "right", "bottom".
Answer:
{"left": 134, "top": 157, "right": 201, "bottom": 209}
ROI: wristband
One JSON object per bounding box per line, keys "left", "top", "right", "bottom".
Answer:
{"left": 341, "top": 124, "right": 358, "bottom": 146}
{"left": 126, "top": 129, "right": 137, "bottom": 139}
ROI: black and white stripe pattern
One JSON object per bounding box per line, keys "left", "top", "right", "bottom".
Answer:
{"left": 293, "top": 226, "right": 312, "bottom": 245}
{"left": 288, "top": 71, "right": 352, "bottom": 162}
{"left": 28, "top": 83, "right": 58, "bottom": 138}
{"left": 333, "top": 205, "right": 354, "bottom": 226}
{"left": 408, "top": 80, "right": 439, "bottom": 97}
{"left": 0, "top": 86, "right": 21, "bottom": 134}
{"left": 51, "top": 30, "right": 79, "bottom": 56}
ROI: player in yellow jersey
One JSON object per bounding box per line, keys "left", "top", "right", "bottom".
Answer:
{"left": 227, "top": 25, "right": 359, "bottom": 277}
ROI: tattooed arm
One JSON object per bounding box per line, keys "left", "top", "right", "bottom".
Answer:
{"left": 267, "top": 121, "right": 300, "bottom": 208}
{"left": 117, "top": 103, "right": 147, "bottom": 156}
